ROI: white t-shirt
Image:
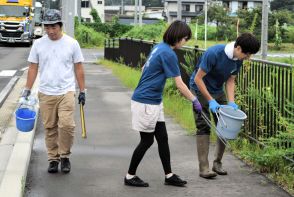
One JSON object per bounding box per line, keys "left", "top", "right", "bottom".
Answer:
{"left": 28, "top": 34, "right": 84, "bottom": 95}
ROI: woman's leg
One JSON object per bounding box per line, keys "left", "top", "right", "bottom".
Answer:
{"left": 128, "top": 132, "right": 154, "bottom": 175}
{"left": 154, "top": 121, "right": 172, "bottom": 174}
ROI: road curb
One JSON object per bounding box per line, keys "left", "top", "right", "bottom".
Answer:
{"left": 0, "top": 74, "right": 39, "bottom": 197}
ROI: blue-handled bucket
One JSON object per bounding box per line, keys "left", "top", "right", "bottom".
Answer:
{"left": 216, "top": 106, "right": 247, "bottom": 139}
{"left": 15, "top": 107, "right": 36, "bottom": 132}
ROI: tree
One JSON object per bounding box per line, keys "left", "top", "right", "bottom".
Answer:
{"left": 207, "top": 4, "right": 236, "bottom": 40}
{"left": 90, "top": 8, "right": 101, "bottom": 24}
{"left": 270, "top": 0, "right": 294, "bottom": 11}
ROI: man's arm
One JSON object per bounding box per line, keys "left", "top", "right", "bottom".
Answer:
{"left": 174, "top": 76, "right": 196, "bottom": 101}
{"left": 226, "top": 75, "right": 236, "bottom": 102}
{"left": 194, "top": 68, "right": 213, "bottom": 102}
{"left": 74, "top": 62, "right": 85, "bottom": 91}
{"left": 25, "top": 63, "right": 38, "bottom": 89}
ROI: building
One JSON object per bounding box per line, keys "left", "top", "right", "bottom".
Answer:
{"left": 163, "top": 0, "right": 205, "bottom": 23}
{"left": 81, "top": 0, "right": 105, "bottom": 22}
{"left": 221, "top": 0, "right": 263, "bottom": 14}
{"left": 163, "top": 0, "right": 263, "bottom": 23}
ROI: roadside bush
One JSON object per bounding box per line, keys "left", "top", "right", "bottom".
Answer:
{"left": 123, "top": 21, "right": 166, "bottom": 41}
{"left": 189, "top": 24, "right": 217, "bottom": 40}
{"left": 82, "top": 22, "right": 132, "bottom": 38}
{"left": 75, "top": 25, "right": 105, "bottom": 48}
{"left": 284, "top": 26, "right": 294, "bottom": 43}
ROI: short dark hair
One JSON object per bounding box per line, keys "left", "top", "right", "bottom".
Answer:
{"left": 163, "top": 20, "right": 191, "bottom": 46}
{"left": 44, "top": 22, "right": 63, "bottom": 28}
{"left": 234, "top": 33, "right": 260, "bottom": 54}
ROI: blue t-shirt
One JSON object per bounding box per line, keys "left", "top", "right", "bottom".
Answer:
{"left": 132, "top": 42, "right": 181, "bottom": 104}
{"left": 189, "top": 44, "right": 243, "bottom": 94}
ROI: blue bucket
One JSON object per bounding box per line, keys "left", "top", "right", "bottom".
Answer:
{"left": 216, "top": 106, "right": 247, "bottom": 139}
{"left": 15, "top": 108, "right": 36, "bottom": 132}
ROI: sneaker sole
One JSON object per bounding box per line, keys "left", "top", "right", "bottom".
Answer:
{"left": 164, "top": 182, "right": 186, "bottom": 187}
{"left": 124, "top": 182, "right": 149, "bottom": 187}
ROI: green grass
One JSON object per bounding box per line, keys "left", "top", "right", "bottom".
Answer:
{"left": 99, "top": 59, "right": 141, "bottom": 89}
{"left": 266, "top": 56, "right": 294, "bottom": 65}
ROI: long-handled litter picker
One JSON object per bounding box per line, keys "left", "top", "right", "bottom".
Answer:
{"left": 200, "top": 111, "right": 229, "bottom": 148}
{"left": 80, "top": 104, "right": 87, "bottom": 138}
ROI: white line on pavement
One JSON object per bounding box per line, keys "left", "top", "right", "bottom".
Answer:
{"left": 0, "top": 77, "right": 18, "bottom": 105}
{"left": 0, "top": 70, "right": 17, "bottom": 77}
{"left": 20, "top": 67, "right": 29, "bottom": 71}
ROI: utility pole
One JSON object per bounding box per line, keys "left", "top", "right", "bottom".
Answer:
{"left": 76, "top": 0, "right": 81, "bottom": 21}
{"left": 134, "top": 0, "right": 138, "bottom": 25}
{"left": 62, "top": 0, "right": 75, "bottom": 38}
{"left": 138, "top": 0, "right": 142, "bottom": 26}
{"left": 121, "top": 0, "right": 124, "bottom": 15}
{"left": 177, "top": 0, "right": 182, "bottom": 21}
{"left": 204, "top": 0, "right": 208, "bottom": 49}
{"left": 261, "top": 0, "right": 269, "bottom": 59}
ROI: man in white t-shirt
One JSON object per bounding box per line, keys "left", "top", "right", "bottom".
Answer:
{"left": 21, "top": 9, "right": 85, "bottom": 174}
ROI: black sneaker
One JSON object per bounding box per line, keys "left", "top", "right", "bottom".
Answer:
{"left": 48, "top": 161, "right": 59, "bottom": 173}
{"left": 61, "top": 158, "right": 71, "bottom": 173}
{"left": 164, "top": 174, "right": 187, "bottom": 187}
{"left": 124, "top": 176, "right": 149, "bottom": 187}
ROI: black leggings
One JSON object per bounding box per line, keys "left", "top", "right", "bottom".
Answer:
{"left": 128, "top": 121, "right": 172, "bottom": 175}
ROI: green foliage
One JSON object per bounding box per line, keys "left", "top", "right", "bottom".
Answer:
{"left": 82, "top": 16, "right": 133, "bottom": 38}
{"left": 90, "top": 8, "right": 101, "bottom": 24}
{"left": 249, "top": 13, "right": 258, "bottom": 33}
{"left": 75, "top": 25, "right": 105, "bottom": 48}
{"left": 189, "top": 24, "right": 217, "bottom": 40}
{"left": 274, "top": 20, "right": 283, "bottom": 50}
{"left": 237, "top": 8, "right": 262, "bottom": 38}
{"left": 123, "top": 21, "right": 166, "bottom": 41}
{"left": 270, "top": 0, "right": 294, "bottom": 11}
{"left": 284, "top": 26, "right": 294, "bottom": 43}
{"left": 180, "top": 51, "right": 196, "bottom": 76}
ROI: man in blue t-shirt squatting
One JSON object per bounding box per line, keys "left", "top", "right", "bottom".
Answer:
{"left": 189, "top": 33, "right": 261, "bottom": 179}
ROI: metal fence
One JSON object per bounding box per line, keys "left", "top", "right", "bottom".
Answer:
{"left": 104, "top": 38, "right": 294, "bottom": 162}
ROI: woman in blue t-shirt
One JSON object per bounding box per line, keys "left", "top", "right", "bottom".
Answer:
{"left": 189, "top": 33, "right": 260, "bottom": 179}
{"left": 124, "top": 21, "right": 202, "bottom": 187}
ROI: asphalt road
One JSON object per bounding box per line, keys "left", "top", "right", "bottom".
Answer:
{"left": 0, "top": 43, "right": 30, "bottom": 104}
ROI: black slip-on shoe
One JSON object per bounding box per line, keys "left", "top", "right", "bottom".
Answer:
{"left": 48, "top": 161, "right": 59, "bottom": 173}
{"left": 61, "top": 158, "right": 71, "bottom": 173}
{"left": 164, "top": 174, "right": 187, "bottom": 187}
{"left": 124, "top": 176, "right": 149, "bottom": 187}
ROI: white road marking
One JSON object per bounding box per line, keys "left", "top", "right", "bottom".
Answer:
{"left": 0, "top": 70, "right": 17, "bottom": 77}
{"left": 20, "top": 67, "right": 29, "bottom": 71}
{"left": 0, "top": 76, "right": 18, "bottom": 104}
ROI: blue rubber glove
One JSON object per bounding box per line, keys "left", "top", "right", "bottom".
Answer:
{"left": 208, "top": 99, "right": 221, "bottom": 113}
{"left": 228, "top": 101, "right": 239, "bottom": 110}
{"left": 192, "top": 97, "right": 202, "bottom": 113}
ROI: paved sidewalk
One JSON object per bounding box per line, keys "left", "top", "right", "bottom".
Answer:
{"left": 24, "top": 59, "right": 291, "bottom": 197}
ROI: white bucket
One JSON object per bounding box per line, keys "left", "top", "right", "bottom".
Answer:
{"left": 216, "top": 106, "right": 247, "bottom": 139}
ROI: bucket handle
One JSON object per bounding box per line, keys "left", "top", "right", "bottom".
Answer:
{"left": 215, "top": 110, "right": 227, "bottom": 128}
{"left": 200, "top": 111, "right": 229, "bottom": 147}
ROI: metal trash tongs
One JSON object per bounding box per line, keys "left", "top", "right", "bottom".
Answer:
{"left": 200, "top": 110, "right": 230, "bottom": 148}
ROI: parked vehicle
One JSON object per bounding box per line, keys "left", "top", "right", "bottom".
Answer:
{"left": 33, "top": 1, "right": 43, "bottom": 38}
{"left": 0, "top": 0, "right": 34, "bottom": 46}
